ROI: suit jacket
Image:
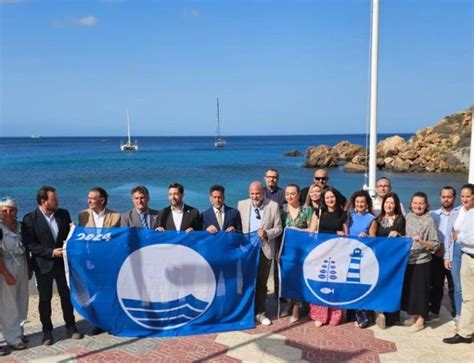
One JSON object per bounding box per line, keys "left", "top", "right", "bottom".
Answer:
{"left": 22, "top": 208, "right": 72, "bottom": 274}
{"left": 121, "top": 208, "right": 160, "bottom": 229}
{"left": 237, "top": 198, "right": 283, "bottom": 259}
{"left": 78, "top": 208, "right": 121, "bottom": 227}
{"left": 202, "top": 204, "right": 242, "bottom": 232}
{"left": 159, "top": 204, "right": 201, "bottom": 231}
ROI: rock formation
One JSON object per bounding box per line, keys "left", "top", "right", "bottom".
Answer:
{"left": 283, "top": 150, "right": 303, "bottom": 157}
{"left": 304, "top": 107, "right": 472, "bottom": 173}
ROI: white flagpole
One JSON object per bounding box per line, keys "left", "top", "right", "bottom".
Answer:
{"left": 368, "top": 0, "right": 379, "bottom": 196}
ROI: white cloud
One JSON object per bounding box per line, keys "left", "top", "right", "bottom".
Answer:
{"left": 73, "top": 15, "right": 97, "bottom": 27}
{"left": 0, "top": 0, "right": 24, "bottom": 4}
{"left": 183, "top": 9, "right": 201, "bottom": 18}
{"left": 50, "top": 15, "right": 98, "bottom": 29}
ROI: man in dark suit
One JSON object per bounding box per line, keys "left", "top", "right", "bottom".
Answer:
{"left": 22, "top": 186, "right": 81, "bottom": 345}
{"left": 202, "top": 184, "right": 242, "bottom": 233}
{"left": 121, "top": 185, "right": 160, "bottom": 229}
{"left": 157, "top": 183, "right": 201, "bottom": 232}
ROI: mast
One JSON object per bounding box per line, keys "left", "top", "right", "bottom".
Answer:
{"left": 216, "top": 97, "right": 220, "bottom": 139}
{"left": 126, "top": 108, "right": 131, "bottom": 144}
{"left": 367, "top": 0, "right": 379, "bottom": 196}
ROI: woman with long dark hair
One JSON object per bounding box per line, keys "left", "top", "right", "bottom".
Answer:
{"left": 369, "top": 192, "right": 406, "bottom": 329}
{"left": 309, "top": 188, "right": 348, "bottom": 328}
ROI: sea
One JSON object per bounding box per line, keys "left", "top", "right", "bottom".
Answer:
{"left": 0, "top": 135, "right": 468, "bottom": 221}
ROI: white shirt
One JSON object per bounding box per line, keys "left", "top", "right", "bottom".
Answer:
{"left": 249, "top": 203, "right": 265, "bottom": 232}
{"left": 453, "top": 207, "right": 467, "bottom": 233}
{"left": 171, "top": 206, "right": 184, "bottom": 231}
{"left": 459, "top": 209, "right": 474, "bottom": 254}
{"left": 39, "top": 207, "right": 59, "bottom": 240}
{"left": 92, "top": 209, "right": 106, "bottom": 228}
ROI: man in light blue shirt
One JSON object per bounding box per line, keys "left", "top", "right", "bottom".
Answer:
{"left": 430, "top": 186, "right": 457, "bottom": 320}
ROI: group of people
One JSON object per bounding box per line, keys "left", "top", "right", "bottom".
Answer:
{"left": 0, "top": 168, "right": 473, "bottom": 355}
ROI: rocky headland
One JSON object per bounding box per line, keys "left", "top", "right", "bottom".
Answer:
{"left": 303, "top": 107, "right": 472, "bottom": 173}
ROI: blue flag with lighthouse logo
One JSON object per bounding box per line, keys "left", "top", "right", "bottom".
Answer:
{"left": 279, "top": 229, "right": 412, "bottom": 312}
{"left": 64, "top": 227, "right": 260, "bottom": 337}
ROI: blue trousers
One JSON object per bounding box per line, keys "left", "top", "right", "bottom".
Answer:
{"left": 451, "top": 242, "right": 463, "bottom": 316}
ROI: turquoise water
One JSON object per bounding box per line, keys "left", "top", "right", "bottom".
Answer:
{"left": 1, "top": 135, "right": 467, "bottom": 220}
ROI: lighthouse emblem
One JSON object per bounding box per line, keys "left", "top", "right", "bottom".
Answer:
{"left": 303, "top": 237, "right": 379, "bottom": 305}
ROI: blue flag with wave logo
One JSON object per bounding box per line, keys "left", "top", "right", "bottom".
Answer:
{"left": 64, "top": 227, "right": 260, "bottom": 337}
{"left": 279, "top": 229, "right": 412, "bottom": 312}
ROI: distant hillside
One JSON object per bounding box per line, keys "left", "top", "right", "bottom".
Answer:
{"left": 303, "top": 106, "right": 472, "bottom": 173}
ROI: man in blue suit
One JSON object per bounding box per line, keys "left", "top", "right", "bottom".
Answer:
{"left": 202, "top": 184, "right": 242, "bottom": 233}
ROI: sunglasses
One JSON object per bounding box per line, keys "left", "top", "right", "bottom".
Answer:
{"left": 254, "top": 208, "right": 261, "bottom": 220}
{"left": 314, "top": 177, "right": 327, "bottom": 181}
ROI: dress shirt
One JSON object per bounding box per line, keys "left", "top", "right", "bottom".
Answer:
{"left": 171, "top": 205, "right": 184, "bottom": 231}
{"left": 459, "top": 209, "right": 474, "bottom": 254}
{"left": 431, "top": 208, "right": 454, "bottom": 243}
{"left": 249, "top": 203, "right": 265, "bottom": 232}
{"left": 92, "top": 209, "right": 106, "bottom": 228}
{"left": 39, "top": 207, "right": 59, "bottom": 240}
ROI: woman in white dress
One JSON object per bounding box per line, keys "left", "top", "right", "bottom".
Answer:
{"left": 0, "top": 197, "right": 29, "bottom": 350}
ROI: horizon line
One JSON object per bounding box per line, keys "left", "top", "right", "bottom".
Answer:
{"left": 0, "top": 132, "right": 415, "bottom": 138}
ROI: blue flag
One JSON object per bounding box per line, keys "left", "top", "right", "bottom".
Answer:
{"left": 64, "top": 227, "right": 260, "bottom": 337}
{"left": 279, "top": 229, "right": 412, "bottom": 312}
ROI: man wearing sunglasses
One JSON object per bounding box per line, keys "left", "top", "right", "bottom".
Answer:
{"left": 238, "top": 181, "right": 283, "bottom": 326}
{"left": 300, "top": 169, "right": 349, "bottom": 211}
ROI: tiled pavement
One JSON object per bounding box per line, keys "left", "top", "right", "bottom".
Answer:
{"left": 1, "top": 292, "right": 472, "bottom": 362}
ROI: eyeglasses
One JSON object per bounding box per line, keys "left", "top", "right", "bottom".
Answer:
{"left": 265, "top": 175, "right": 278, "bottom": 179}
{"left": 377, "top": 185, "right": 390, "bottom": 188}
{"left": 254, "top": 208, "right": 261, "bottom": 220}
{"left": 314, "top": 177, "right": 327, "bottom": 181}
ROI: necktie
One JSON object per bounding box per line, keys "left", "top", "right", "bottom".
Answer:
{"left": 216, "top": 209, "right": 223, "bottom": 230}
{"left": 140, "top": 212, "right": 149, "bottom": 229}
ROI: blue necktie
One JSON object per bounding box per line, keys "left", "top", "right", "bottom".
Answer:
{"left": 140, "top": 212, "right": 149, "bottom": 229}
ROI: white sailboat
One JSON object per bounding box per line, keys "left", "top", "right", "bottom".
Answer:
{"left": 120, "top": 109, "right": 138, "bottom": 151}
{"left": 214, "top": 97, "right": 226, "bottom": 148}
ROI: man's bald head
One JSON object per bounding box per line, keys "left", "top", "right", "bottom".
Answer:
{"left": 249, "top": 181, "right": 264, "bottom": 207}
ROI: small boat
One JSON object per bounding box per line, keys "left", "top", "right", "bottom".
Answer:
{"left": 214, "top": 98, "right": 226, "bottom": 148}
{"left": 120, "top": 109, "right": 138, "bottom": 151}
{"left": 31, "top": 135, "right": 41, "bottom": 139}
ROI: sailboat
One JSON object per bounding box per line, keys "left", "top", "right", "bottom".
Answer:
{"left": 214, "top": 98, "right": 226, "bottom": 148}
{"left": 120, "top": 109, "right": 138, "bottom": 151}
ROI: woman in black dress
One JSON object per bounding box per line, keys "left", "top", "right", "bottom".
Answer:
{"left": 369, "top": 192, "right": 406, "bottom": 329}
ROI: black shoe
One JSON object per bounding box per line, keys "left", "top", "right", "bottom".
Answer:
{"left": 42, "top": 331, "right": 53, "bottom": 346}
{"left": 0, "top": 346, "right": 9, "bottom": 356}
{"left": 67, "top": 326, "right": 82, "bottom": 340}
{"left": 90, "top": 327, "right": 105, "bottom": 336}
{"left": 443, "top": 334, "right": 472, "bottom": 344}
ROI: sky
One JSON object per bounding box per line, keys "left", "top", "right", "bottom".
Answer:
{"left": 0, "top": 0, "right": 472, "bottom": 137}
